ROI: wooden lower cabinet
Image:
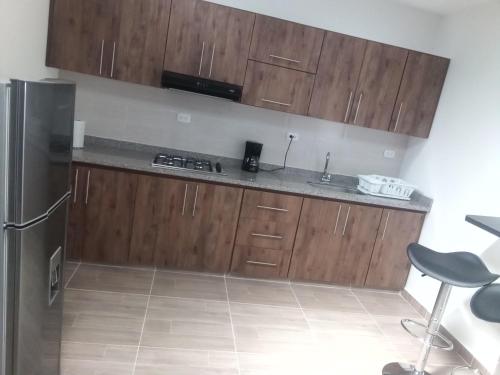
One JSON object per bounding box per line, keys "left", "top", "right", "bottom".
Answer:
{"left": 129, "top": 175, "right": 243, "bottom": 273}
{"left": 365, "top": 209, "right": 425, "bottom": 290}
{"left": 66, "top": 165, "right": 88, "bottom": 260}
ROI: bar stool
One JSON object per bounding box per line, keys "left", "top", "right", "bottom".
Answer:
{"left": 383, "top": 244, "right": 499, "bottom": 375}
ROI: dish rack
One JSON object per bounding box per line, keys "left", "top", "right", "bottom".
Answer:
{"left": 357, "top": 175, "right": 416, "bottom": 200}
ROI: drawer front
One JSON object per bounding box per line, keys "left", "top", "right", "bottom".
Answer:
{"left": 240, "top": 189, "right": 303, "bottom": 223}
{"left": 235, "top": 218, "right": 296, "bottom": 251}
{"left": 242, "top": 61, "right": 316, "bottom": 116}
{"left": 231, "top": 245, "right": 291, "bottom": 279}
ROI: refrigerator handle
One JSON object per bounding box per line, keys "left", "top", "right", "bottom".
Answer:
{"left": 2, "top": 85, "right": 11, "bottom": 222}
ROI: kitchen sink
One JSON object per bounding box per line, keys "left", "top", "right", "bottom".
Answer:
{"left": 307, "top": 174, "right": 360, "bottom": 194}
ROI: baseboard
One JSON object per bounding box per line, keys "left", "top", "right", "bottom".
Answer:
{"left": 401, "top": 289, "right": 491, "bottom": 375}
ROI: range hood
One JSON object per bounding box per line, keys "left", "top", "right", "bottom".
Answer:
{"left": 162, "top": 71, "right": 243, "bottom": 102}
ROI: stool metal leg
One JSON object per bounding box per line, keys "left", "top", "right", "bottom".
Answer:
{"left": 382, "top": 282, "right": 453, "bottom": 375}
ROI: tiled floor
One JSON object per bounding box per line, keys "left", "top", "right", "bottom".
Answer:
{"left": 62, "top": 262, "right": 467, "bottom": 375}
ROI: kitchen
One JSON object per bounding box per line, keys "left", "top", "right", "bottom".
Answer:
{"left": 1, "top": 0, "right": 500, "bottom": 375}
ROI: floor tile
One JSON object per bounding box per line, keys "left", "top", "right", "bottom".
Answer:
{"left": 67, "top": 264, "right": 154, "bottom": 294}
{"left": 292, "top": 284, "right": 365, "bottom": 313}
{"left": 141, "top": 296, "right": 234, "bottom": 351}
{"left": 135, "top": 347, "right": 238, "bottom": 375}
{"left": 64, "top": 262, "right": 79, "bottom": 286}
{"left": 352, "top": 290, "right": 421, "bottom": 318}
{"left": 306, "top": 310, "right": 382, "bottom": 338}
{"left": 226, "top": 278, "right": 298, "bottom": 307}
{"left": 63, "top": 289, "right": 148, "bottom": 345}
{"left": 152, "top": 271, "right": 227, "bottom": 301}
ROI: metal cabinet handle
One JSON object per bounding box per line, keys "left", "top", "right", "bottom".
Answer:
{"left": 251, "top": 233, "right": 284, "bottom": 240}
{"left": 99, "top": 40, "right": 105, "bottom": 75}
{"left": 344, "top": 92, "right": 354, "bottom": 123}
{"left": 73, "top": 169, "right": 79, "bottom": 204}
{"left": 353, "top": 93, "right": 363, "bottom": 125}
{"left": 333, "top": 204, "right": 342, "bottom": 235}
{"left": 181, "top": 184, "right": 188, "bottom": 216}
{"left": 85, "top": 170, "right": 91, "bottom": 205}
{"left": 110, "top": 42, "right": 116, "bottom": 78}
{"left": 192, "top": 185, "right": 199, "bottom": 217}
{"left": 246, "top": 260, "right": 278, "bottom": 267}
{"left": 381, "top": 212, "right": 391, "bottom": 240}
{"left": 269, "top": 54, "right": 301, "bottom": 64}
{"left": 393, "top": 102, "right": 404, "bottom": 132}
{"left": 261, "top": 99, "right": 291, "bottom": 107}
{"left": 342, "top": 206, "right": 351, "bottom": 236}
{"left": 198, "top": 42, "right": 206, "bottom": 76}
{"left": 257, "top": 205, "right": 289, "bottom": 213}
{"left": 209, "top": 44, "right": 216, "bottom": 78}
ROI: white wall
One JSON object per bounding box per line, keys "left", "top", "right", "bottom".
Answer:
{"left": 62, "top": 0, "right": 443, "bottom": 174}
{"left": 400, "top": 2, "right": 500, "bottom": 372}
{"left": 0, "top": 0, "right": 57, "bottom": 80}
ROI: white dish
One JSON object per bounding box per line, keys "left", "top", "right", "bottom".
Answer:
{"left": 357, "top": 184, "right": 412, "bottom": 201}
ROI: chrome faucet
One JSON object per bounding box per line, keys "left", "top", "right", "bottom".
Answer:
{"left": 321, "top": 152, "right": 332, "bottom": 182}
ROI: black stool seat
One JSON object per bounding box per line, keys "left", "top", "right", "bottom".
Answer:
{"left": 408, "top": 244, "right": 499, "bottom": 288}
{"left": 471, "top": 284, "right": 500, "bottom": 323}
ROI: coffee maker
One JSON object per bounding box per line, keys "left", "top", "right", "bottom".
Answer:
{"left": 242, "top": 141, "right": 263, "bottom": 173}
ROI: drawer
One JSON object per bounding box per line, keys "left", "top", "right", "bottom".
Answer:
{"left": 235, "top": 218, "right": 296, "bottom": 251}
{"left": 231, "top": 245, "right": 292, "bottom": 279}
{"left": 242, "top": 61, "right": 316, "bottom": 116}
{"left": 240, "top": 189, "right": 303, "bottom": 224}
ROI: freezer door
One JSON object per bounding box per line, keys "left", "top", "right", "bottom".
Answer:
{"left": 10, "top": 198, "right": 68, "bottom": 375}
{"left": 7, "top": 80, "right": 75, "bottom": 225}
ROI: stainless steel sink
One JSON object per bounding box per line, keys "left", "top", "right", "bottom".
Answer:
{"left": 307, "top": 174, "right": 361, "bottom": 194}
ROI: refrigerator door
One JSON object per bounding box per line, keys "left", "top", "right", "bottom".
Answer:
{"left": 8, "top": 198, "right": 68, "bottom": 375}
{"left": 6, "top": 80, "right": 75, "bottom": 226}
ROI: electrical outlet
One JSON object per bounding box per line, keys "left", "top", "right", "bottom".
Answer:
{"left": 384, "top": 150, "right": 396, "bottom": 159}
{"left": 177, "top": 113, "right": 191, "bottom": 123}
{"left": 287, "top": 132, "right": 299, "bottom": 141}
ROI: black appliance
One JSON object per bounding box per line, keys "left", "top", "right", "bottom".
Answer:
{"left": 242, "top": 141, "right": 263, "bottom": 173}
{"left": 162, "top": 71, "right": 243, "bottom": 102}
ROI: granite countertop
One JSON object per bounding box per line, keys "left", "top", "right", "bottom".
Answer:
{"left": 72, "top": 137, "right": 433, "bottom": 213}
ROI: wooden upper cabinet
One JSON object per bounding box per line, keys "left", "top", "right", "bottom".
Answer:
{"left": 390, "top": 52, "right": 449, "bottom": 138}
{"left": 114, "top": 0, "right": 172, "bottom": 86}
{"left": 242, "top": 61, "right": 315, "bottom": 115}
{"left": 308, "top": 32, "right": 367, "bottom": 123}
{"left": 365, "top": 210, "right": 425, "bottom": 290}
{"left": 348, "top": 42, "right": 408, "bottom": 131}
{"left": 164, "top": 0, "right": 254, "bottom": 85}
{"left": 249, "top": 15, "right": 325, "bottom": 73}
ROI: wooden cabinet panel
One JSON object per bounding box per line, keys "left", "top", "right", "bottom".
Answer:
{"left": 242, "top": 61, "right": 315, "bottom": 115}
{"left": 349, "top": 42, "right": 408, "bottom": 131}
{"left": 308, "top": 32, "right": 367, "bottom": 123}
{"left": 81, "top": 167, "right": 138, "bottom": 264}
{"left": 231, "top": 245, "right": 291, "bottom": 279}
{"left": 114, "top": 0, "right": 172, "bottom": 86}
{"left": 66, "top": 165, "right": 88, "bottom": 261}
{"left": 365, "top": 210, "right": 424, "bottom": 290}
{"left": 249, "top": 15, "right": 325, "bottom": 73}
{"left": 390, "top": 52, "right": 449, "bottom": 138}
{"left": 240, "top": 190, "right": 303, "bottom": 223}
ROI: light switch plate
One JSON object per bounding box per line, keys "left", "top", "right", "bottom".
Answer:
{"left": 384, "top": 150, "right": 396, "bottom": 159}
{"left": 177, "top": 113, "right": 191, "bottom": 123}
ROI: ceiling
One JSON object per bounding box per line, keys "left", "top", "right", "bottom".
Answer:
{"left": 394, "top": 0, "right": 494, "bottom": 14}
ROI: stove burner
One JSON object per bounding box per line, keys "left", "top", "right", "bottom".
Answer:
{"left": 152, "top": 153, "right": 224, "bottom": 175}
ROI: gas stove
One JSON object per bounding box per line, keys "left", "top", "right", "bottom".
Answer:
{"left": 152, "top": 153, "right": 225, "bottom": 175}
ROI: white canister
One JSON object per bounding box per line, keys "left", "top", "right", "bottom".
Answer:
{"left": 73, "top": 120, "right": 86, "bottom": 149}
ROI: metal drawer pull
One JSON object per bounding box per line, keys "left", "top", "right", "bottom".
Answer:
{"left": 192, "top": 185, "right": 199, "bottom": 217}
{"left": 85, "top": 170, "right": 91, "bottom": 205}
{"left": 181, "top": 184, "right": 188, "bottom": 216}
{"left": 257, "top": 205, "right": 289, "bottom": 213}
{"left": 269, "top": 54, "right": 301, "bottom": 64}
{"left": 342, "top": 206, "right": 351, "bottom": 236}
{"left": 344, "top": 92, "right": 354, "bottom": 123}
{"left": 261, "top": 99, "right": 291, "bottom": 107}
{"left": 393, "top": 102, "right": 404, "bottom": 132}
{"left": 251, "top": 233, "right": 284, "bottom": 240}
{"left": 381, "top": 212, "right": 391, "bottom": 240}
{"left": 246, "top": 260, "right": 278, "bottom": 267}
{"left": 110, "top": 41, "right": 116, "bottom": 78}
{"left": 353, "top": 93, "right": 363, "bottom": 125}
{"left": 99, "top": 40, "right": 105, "bottom": 75}
{"left": 73, "top": 169, "right": 79, "bottom": 204}
{"left": 198, "top": 42, "right": 206, "bottom": 76}
{"left": 333, "top": 205, "right": 342, "bottom": 235}
{"left": 209, "top": 44, "right": 216, "bottom": 78}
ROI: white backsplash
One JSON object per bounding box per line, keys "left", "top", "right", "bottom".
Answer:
{"left": 61, "top": 71, "right": 410, "bottom": 177}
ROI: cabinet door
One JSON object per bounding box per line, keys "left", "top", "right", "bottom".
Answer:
{"left": 365, "top": 210, "right": 425, "bottom": 290}
{"left": 308, "top": 32, "right": 366, "bottom": 123}
{"left": 207, "top": 5, "right": 255, "bottom": 85}
{"left": 390, "top": 52, "right": 449, "bottom": 138}
{"left": 82, "top": 167, "right": 138, "bottom": 264}
{"left": 163, "top": 0, "right": 214, "bottom": 78}
{"left": 289, "top": 198, "right": 345, "bottom": 283}
{"left": 249, "top": 15, "right": 325, "bottom": 73}
{"left": 349, "top": 42, "right": 408, "bottom": 131}
{"left": 242, "top": 61, "right": 315, "bottom": 115}
{"left": 114, "top": 0, "right": 172, "bottom": 86}
{"left": 66, "top": 165, "right": 88, "bottom": 261}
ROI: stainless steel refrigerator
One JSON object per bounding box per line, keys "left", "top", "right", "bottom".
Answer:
{"left": 0, "top": 79, "right": 75, "bottom": 375}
